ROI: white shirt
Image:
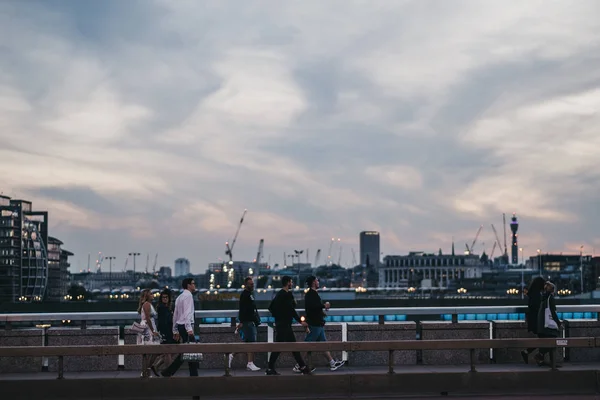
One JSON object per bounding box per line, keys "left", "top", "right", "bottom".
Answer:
{"left": 172, "top": 289, "right": 195, "bottom": 334}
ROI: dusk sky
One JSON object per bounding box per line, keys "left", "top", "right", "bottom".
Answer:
{"left": 2, "top": 1, "right": 600, "bottom": 273}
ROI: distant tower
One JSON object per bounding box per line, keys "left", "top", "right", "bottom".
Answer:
{"left": 510, "top": 213, "right": 519, "bottom": 264}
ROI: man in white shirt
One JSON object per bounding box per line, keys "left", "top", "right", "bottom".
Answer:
{"left": 161, "top": 278, "right": 199, "bottom": 377}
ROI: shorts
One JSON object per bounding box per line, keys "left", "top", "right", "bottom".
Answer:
{"left": 305, "top": 325, "right": 326, "bottom": 342}
{"left": 241, "top": 322, "right": 257, "bottom": 343}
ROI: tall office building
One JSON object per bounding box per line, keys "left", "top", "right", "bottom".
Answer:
{"left": 0, "top": 195, "right": 49, "bottom": 303}
{"left": 359, "top": 231, "right": 381, "bottom": 267}
{"left": 174, "top": 258, "right": 190, "bottom": 277}
{"left": 46, "top": 236, "right": 74, "bottom": 302}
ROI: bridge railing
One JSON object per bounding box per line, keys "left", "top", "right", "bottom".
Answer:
{"left": 1, "top": 305, "right": 599, "bottom": 329}
{"left": 0, "top": 337, "right": 595, "bottom": 378}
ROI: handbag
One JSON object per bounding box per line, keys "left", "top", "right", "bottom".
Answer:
{"left": 182, "top": 353, "right": 203, "bottom": 362}
{"left": 130, "top": 321, "right": 146, "bottom": 334}
{"left": 544, "top": 296, "right": 558, "bottom": 330}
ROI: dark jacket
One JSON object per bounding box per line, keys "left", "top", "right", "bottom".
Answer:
{"left": 238, "top": 289, "right": 260, "bottom": 324}
{"left": 268, "top": 289, "right": 301, "bottom": 326}
{"left": 157, "top": 302, "right": 174, "bottom": 343}
{"left": 537, "top": 293, "right": 560, "bottom": 336}
{"left": 526, "top": 290, "right": 542, "bottom": 334}
{"left": 304, "top": 288, "right": 326, "bottom": 327}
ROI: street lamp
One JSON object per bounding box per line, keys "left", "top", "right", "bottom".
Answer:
{"left": 106, "top": 256, "right": 116, "bottom": 292}
{"left": 580, "top": 245, "right": 584, "bottom": 294}
{"left": 537, "top": 249, "right": 542, "bottom": 276}
{"left": 519, "top": 248, "right": 524, "bottom": 299}
{"left": 128, "top": 252, "right": 140, "bottom": 276}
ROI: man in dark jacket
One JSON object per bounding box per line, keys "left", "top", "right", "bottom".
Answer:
{"left": 231, "top": 277, "right": 261, "bottom": 371}
{"left": 265, "top": 275, "right": 311, "bottom": 375}
{"left": 293, "top": 275, "right": 344, "bottom": 373}
{"left": 536, "top": 281, "right": 561, "bottom": 366}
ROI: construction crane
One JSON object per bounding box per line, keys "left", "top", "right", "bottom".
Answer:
{"left": 490, "top": 242, "right": 497, "bottom": 258}
{"left": 466, "top": 225, "right": 483, "bottom": 254}
{"left": 152, "top": 253, "right": 158, "bottom": 274}
{"left": 313, "top": 249, "right": 321, "bottom": 268}
{"left": 95, "top": 252, "right": 104, "bottom": 273}
{"left": 225, "top": 209, "right": 247, "bottom": 262}
{"left": 145, "top": 253, "right": 150, "bottom": 273}
{"left": 490, "top": 224, "right": 503, "bottom": 256}
{"left": 123, "top": 255, "right": 129, "bottom": 272}
{"left": 351, "top": 248, "right": 357, "bottom": 267}
{"left": 337, "top": 246, "right": 343, "bottom": 266}
{"left": 327, "top": 238, "right": 335, "bottom": 265}
{"left": 253, "top": 239, "right": 264, "bottom": 281}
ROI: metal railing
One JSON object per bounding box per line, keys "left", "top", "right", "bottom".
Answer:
{"left": 0, "top": 337, "right": 595, "bottom": 379}
{"left": 1, "top": 305, "right": 599, "bottom": 328}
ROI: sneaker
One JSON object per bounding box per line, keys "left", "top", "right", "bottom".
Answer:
{"left": 293, "top": 364, "right": 315, "bottom": 373}
{"left": 265, "top": 368, "right": 280, "bottom": 375}
{"left": 247, "top": 362, "right": 261, "bottom": 371}
{"left": 300, "top": 366, "right": 312, "bottom": 375}
{"left": 520, "top": 351, "right": 528, "bottom": 364}
{"left": 228, "top": 353, "right": 234, "bottom": 369}
{"left": 330, "top": 360, "right": 345, "bottom": 371}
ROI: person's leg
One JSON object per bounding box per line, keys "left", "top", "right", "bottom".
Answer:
{"left": 161, "top": 328, "right": 184, "bottom": 377}
{"left": 180, "top": 326, "right": 199, "bottom": 377}
{"left": 244, "top": 323, "right": 257, "bottom": 364}
{"left": 285, "top": 325, "right": 306, "bottom": 368}
{"left": 267, "top": 324, "right": 285, "bottom": 370}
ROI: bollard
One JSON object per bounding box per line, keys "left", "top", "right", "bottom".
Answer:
{"left": 388, "top": 350, "right": 394, "bottom": 374}
{"left": 57, "top": 356, "right": 64, "bottom": 379}
{"left": 224, "top": 353, "right": 231, "bottom": 377}
{"left": 469, "top": 349, "right": 477, "bottom": 372}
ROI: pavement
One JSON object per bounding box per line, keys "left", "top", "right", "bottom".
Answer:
{"left": 1, "top": 364, "right": 599, "bottom": 399}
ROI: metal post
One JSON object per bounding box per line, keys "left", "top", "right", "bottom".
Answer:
{"left": 388, "top": 350, "right": 394, "bottom": 374}
{"left": 580, "top": 246, "right": 584, "bottom": 294}
{"left": 469, "top": 349, "right": 476, "bottom": 372}
{"left": 224, "top": 353, "right": 231, "bottom": 377}
{"left": 452, "top": 314, "right": 458, "bottom": 323}
{"left": 57, "top": 356, "right": 64, "bottom": 379}
{"left": 378, "top": 315, "right": 385, "bottom": 325}
{"left": 550, "top": 348, "right": 557, "bottom": 371}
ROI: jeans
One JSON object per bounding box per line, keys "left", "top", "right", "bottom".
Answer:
{"left": 241, "top": 322, "right": 257, "bottom": 343}
{"left": 161, "top": 324, "right": 199, "bottom": 377}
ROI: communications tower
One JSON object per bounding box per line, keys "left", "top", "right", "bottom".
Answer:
{"left": 510, "top": 213, "right": 519, "bottom": 264}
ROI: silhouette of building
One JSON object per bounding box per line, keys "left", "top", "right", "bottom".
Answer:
{"left": 0, "top": 195, "right": 49, "bottom": 303}
{"left": 359, "top": 231, "right": 380, "bottom": 267}
{"left": 174, "top": 258, "right": 190, "bottom": 277}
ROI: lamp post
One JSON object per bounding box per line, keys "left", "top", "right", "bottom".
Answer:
{"left": 519, "top": 247, "right": 524, "bottom": 299}
{"left": 537, "top": 249, "right": 541, "bottom": 276}
{"left": 580, "top": 245, "right": 584, "bottom": 294}
{"left": 129, "top": 252, "right": 140, "bottom": 277}
{"left": 106, "top": 256, "right": 116, "bottom": 292}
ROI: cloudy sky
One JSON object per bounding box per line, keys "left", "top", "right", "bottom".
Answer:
{"left": 2, "top": 0, "right": 600, "bottom": 273}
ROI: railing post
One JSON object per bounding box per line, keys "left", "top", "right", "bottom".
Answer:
{"left": 469, "top": 349, "right": 476, "bottom": 372}
{"left": 224, "top": 353, "right": 231, "bottom": 377}
{"left": 452, "top": 314, "right": 458, "bottom": 323}
{"left": 5, "top": 321, "right": 11, "bottom": 331}
{"left": 81, "top": 321, "right": 87, "bottom": 330}
{"left": 57, "top": 356, "right": 64, "bottom": 379}
{"left": 230, "top": 317, "right": 236, "bottom": 328}
{"left": 378, "top": 315, "right": 385, "bottom": 325}
{"left": 388, "top": 350, "right": 394, "bottom": 374}
{"left": 550, "top": 348, "right": 557, "bottom": 371}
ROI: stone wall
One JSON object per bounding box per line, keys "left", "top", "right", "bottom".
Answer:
{"left": 565, "top": 319, "right": 600, "bottom": 362}
{"left": 0, "top": 328, "right": 43, "bottom": 373}
{"left": 420, "top": 321, "right": 490, "bottom": 365}
{"left": 347, "top": 322, "right": 416, "bottom": 366}
{"left": 47, "top": 327, "right": 119, "bottom": 372}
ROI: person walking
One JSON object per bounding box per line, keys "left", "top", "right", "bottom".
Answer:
{"left": 151, "top": 288, "right": 175, "bottom": 375}
{"left": 536, "top": 281, "right": 561, "bottom": 366}
{"left": 521, "top": 276, "right": 545, "bottom": 364}
{"left": 229, "top": 276, "right": 261, "bottom": 371}
{"left": 161, "top": 278, "right": 200, "bottom": 377}
{"left": 137, "top": 289, "right": 160, "bottom": 378}
{"left": 293, "top": 275, "right": 345, "bottom": 373}
{"left": 265, "top": 275, "right": 311, "bottom": 376}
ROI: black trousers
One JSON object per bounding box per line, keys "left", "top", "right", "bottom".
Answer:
{"left": 267, "top": 323, "right": 305, "bottom": 370}
{"left": 161, "top": 324, "right": 199, "bottom": 377}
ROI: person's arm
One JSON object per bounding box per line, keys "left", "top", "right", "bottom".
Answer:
{"left": 183, "top": 293, "right": 194, "bottom": 335}
{"left": 142, "top": 302, "right": 156, "bottom": 334}
{"left": 237, "top": 292, "right": 247, "bottom": 329}
{"left": 549, "top": 295, "right": 560, "bottom": 326}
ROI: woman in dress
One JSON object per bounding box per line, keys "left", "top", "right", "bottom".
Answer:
{"left": 137, "top": 289, "right": 159, "bottom": 377}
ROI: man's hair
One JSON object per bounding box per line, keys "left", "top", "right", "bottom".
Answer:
{"left": 306, "top": 275, "right": 317, "bottom": 288}
{"left": 181, "top": 277, "right": 194, "bottom": 290}
{"left": 244, "top": 276, "right": 253, "bottom": 285}
{"left": 281, "top": 275, "right": 292, "bottom": 287}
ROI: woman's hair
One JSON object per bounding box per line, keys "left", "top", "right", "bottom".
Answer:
{"left": 137, "top": 289, "right": 152, "bottom": 314}
{"left": 528, "top": 276, "right": 546, "bottom": 294}
{"left": 160, "top": 288, "right": 172, "bottom": 309}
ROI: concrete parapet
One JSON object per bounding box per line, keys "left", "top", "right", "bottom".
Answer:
{"left": 565, "top": 319, "right": 600, "bottom": 362}
{"left": 47, "top": 327, "right": 119, "bottom": 372}
{"left": 0, "top": 328, "right": 43, "bottom": 373}
{"left": 347, "top": 322, "right": 416, "bottom": 366}
{"left": 123, "top": 329, "right": 141, "bottom": 370}
{"left": 197, "top": 324, "right": 268, "bottom": 370}
{"left": 420, "top": 321, "right": 490, "bottom": 365}
{"left": 492, "top": 321, "right": 531, "bottom": 364}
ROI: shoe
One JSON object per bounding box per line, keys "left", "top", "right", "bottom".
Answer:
{"left": 520, "top": 351, "right": 529, "bottom": 364}
{"left": 228, "top": 353, "right": 234, "bottom": 369}
{"left": 330, "top": 360, "right": 345, "bottom": 371}
{"left": 160, "top": 371, "right": 171, "bottom": 378}
{"left": 293, "top": 364, "right": 315, "bottom": 373}
{"left": 300, "top": 366, "right": 312, "bottom": 375}
{"left": 265, "top": 368, "right": 280, "bottom": 375}
{"left": 247, "top": 362, "right": 261, "bottom": 371}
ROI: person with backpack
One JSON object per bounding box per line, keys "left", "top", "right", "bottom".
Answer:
{"left": 265, "top": 275, "right": 311, "bottom": 375}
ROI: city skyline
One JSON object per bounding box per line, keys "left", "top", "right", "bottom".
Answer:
{"left": 1, "top": 1, "right": 600, "bottom": 273}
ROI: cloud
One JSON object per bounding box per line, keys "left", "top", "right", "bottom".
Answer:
{"left": 2, "top": 0, "right": 600, "bottom": 272}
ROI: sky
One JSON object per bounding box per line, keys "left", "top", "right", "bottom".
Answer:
{"left": 1, "top": 1, "right": 600, "bottom": 274}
